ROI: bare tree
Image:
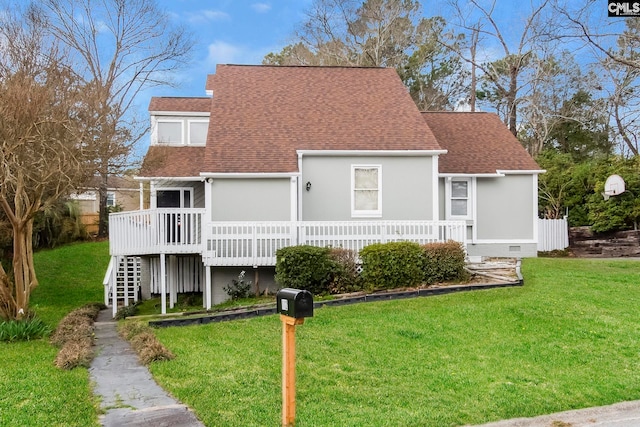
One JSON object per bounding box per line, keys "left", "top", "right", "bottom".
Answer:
{"left": 444, "top": 0, "right": 555, "bottom": 135}
{"left": 264, "top": 0, "right": 467, "bottom": 110}
{"left": 555, "top": 2, "right": 640, "bottom": 156}
{"left": 42, "top": 0, "right": 194, "bottom": 236}
{"left": 0, "top": 4, "right": 91, "bottom": 320}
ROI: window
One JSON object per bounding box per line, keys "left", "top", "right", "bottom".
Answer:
{"left": 352, "top": 165, "right": 382, "bottom": 217}
{"left": 448, "top": 178, "right": 471, "bottom": 219}
{"left": 157, "top": 121, "right": 183, "bottom": 144}
{"left": 156, "top": 188, "right": 193, "bottom": 208}
{"left": 188, "top": 121, "right": 208, "bottom": 145}
{"left": 106, "top": 192, "right": 116, "bottom": 208}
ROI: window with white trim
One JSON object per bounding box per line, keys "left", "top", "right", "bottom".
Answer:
{"left": 448, "top": 178, "right": 471, "bottom": 219}
{"left": 157, "top": 121, "right": 183, "bottom": 144}
{"left": 352, "top": 165, "right": 382, "bottom": 217}
{"left": 188, "top": 120, "right": 208, "bottom": 145}
{"left": 106, "top": 192, "right": 116, "bottom": 207}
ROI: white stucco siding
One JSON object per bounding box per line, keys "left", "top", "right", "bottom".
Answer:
{"left": 210, "top": 178, "right": 291, "bottom": 221}
{"left": 476, "top": 175, "right": 535, "bottom": 240}
{"left": 301, "top": 155, "right": 435, "bottom": 221}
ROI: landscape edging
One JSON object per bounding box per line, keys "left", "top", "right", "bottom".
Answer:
{"left": 149, "top": 279, "right": 523, "bottom": 329}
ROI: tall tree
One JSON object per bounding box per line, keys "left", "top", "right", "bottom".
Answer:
{"left": 518, "top": 52, "right": 607, "bottom": 157}
{"left": 0, "top": 4, "right": 91, "bottom": 320}
{"left": 445, "top": 0, "right": 556, "bottom": 135}
{"left": 42, "top": 0, "right": 194, "bottom": 236}
{"left": 264, "top": 0, "right": 467, "bottom": 111}
{"left": 555, "top": 1, "right": 640, "bottom": 156}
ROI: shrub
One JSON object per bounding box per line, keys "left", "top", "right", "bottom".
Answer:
{"left": 118, "top": 320, "right": 149, "bottom": 340}
{"left": 130, "top": 331, "right": 175, "bottom": 364}
{"left": 50, "top": 303, "right": 103, "bottom": 347}
{"left": 119, "top": 321, "right": 175, "bottom": 365}
{"left": 275, "top": 245, "right": 338, "bottom": 295}
{"left": 422, "top": 241, "right": 467, "bottom": 284}
{"left": 359, "top": 241, "right": 424, "bottom": 291}
{"left": 328, "top": 248, "right": 362, "bottom": 294}
{"left": 51, "top": 303, "right": 104, "bottom": 369}
{"left": 224, "top": 271, "right": 253, "bottom": 300}
{"left": 0, "top": 316, "right": 50, "bottom": 342}
{"left": 114, "top": 303, "right": 138, "bottom": 320}
{"left": 54, "top": 337, "right": 94, "bottom": 369}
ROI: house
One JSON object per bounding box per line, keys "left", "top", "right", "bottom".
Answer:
{"left": 106, "top": 64, "right": 542, "bottom": 315}
{"left": 72, "top": 175, "right": 140, "bottom": 234}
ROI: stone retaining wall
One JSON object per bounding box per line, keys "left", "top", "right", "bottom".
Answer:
{"left": 570, "top": 226, "right": 640, "bottom": 257}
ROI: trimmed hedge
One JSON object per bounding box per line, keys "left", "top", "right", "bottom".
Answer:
{"left": 359, "top": 241, "right": 424, "bottom": 291}
{"left": 275, "top": 245, "right": 338, "bottom": 295}
{"left": 277, "top": 241, "right": 468, "bottom": 295}
{"left": 422, "top": 241, "right": 467, "bottom": 284}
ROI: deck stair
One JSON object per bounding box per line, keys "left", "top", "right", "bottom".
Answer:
{"left": 104, "top": 256, "right": 141, "bottom": 316}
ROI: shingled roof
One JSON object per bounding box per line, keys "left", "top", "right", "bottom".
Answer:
{"left": 148, "top": 97, "right": 211, "bottom": 113}
{"left": 421, "top": 112, "right": 541, "bottom": 174}
{"left": 202, "top": 65, "right": 441, "bottom": 173}
{"left": 141, "top": 146, "right": 206, "bottom": 177}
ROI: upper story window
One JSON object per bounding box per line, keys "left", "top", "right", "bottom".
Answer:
{"left": 188, "top": 120, "right": 208, "bottom": 145}
{"left": 153, "top": 117, "right": 209, "bottom": 146}
{"left": 352, "top": 165, "right": 382, "bottom": 217}
{"left": 157, "top": 120, "right": 183, "bottom": 144}
{"left": 447, "top": 177, "right": 472, "bottom": 220}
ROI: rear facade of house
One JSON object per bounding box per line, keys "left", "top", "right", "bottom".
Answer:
{"left": 106, "top": 64, "right": 542, "bottom": 315}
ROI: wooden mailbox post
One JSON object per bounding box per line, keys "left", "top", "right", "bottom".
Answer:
{"left": 276, "top": 288, "right": 314, "bottom": 427}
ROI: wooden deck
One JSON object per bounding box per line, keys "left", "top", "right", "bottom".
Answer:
{"left": 109, "top": 208, "right": 467, "bottom": 266}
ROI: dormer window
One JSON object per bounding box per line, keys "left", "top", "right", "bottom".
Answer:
{"left": 188, "top": 120, "right": 208, "bottom": 145}
{"left": 153, "top": 117, "right": 209, "bottom": 146}
{"left": 157, "top": 120, "right": 183, "bottom": 144}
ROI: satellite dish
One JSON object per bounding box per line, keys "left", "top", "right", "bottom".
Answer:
{"left": 603, "top": 174, "right": 626, "bottom": 200}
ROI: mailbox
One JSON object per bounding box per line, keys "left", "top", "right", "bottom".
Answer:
{"left": 276, "top": 288, "right": 314, "bottom": 319}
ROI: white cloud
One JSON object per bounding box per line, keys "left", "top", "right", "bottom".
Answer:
{"left": 251, "top": 3, "right": 271, "bottom": 13}
{"left": 186, "top": 9, "right": 230, "bottom": 24}
{"left": 206, "top": 41, "right": 244, "bottom": 66}
{"left": 204, "top": 40, "right": 277, "bottom": 68}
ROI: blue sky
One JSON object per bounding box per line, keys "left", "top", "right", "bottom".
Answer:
{"left": 145, "top": 1, "right": 575, "bottom": 100}
{"left": 153, "top": 0, "right": 312, "bottom": 98}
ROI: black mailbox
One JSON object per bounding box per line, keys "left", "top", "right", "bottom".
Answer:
{"left": 276, "top": 288, "right": 314, "bottom": 319}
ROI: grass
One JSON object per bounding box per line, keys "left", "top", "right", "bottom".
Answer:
{"left": 149, "top": 258, "right": 640, "bottom": 427}
{"left": 134, "top": 293, "right": 275, "bottom": 317}
{"left": 0, "top": 241, "right": 108, "bottom": 427}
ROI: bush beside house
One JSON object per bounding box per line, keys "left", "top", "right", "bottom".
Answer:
{"left": 275, "top": 241, "right": 467, "bottom": 295}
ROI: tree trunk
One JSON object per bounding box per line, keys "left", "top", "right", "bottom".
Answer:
{"left": 508, "top": 67, "right": 518, "bottom": 136}
{"left": 98, "top": 173, "right": 109, "bottom": 237}
{"left": 12, "top": 218, "right": 38, "bottom": 319}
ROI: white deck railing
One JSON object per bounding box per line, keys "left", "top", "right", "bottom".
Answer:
{"left": 109, "top": 209, "right": 466, "bottom": 265}
{"left": 109, "top": 208, "right": 205, "bottom": 256}
{"left": 203, "top": 220, "right": 466, "bottom": 266}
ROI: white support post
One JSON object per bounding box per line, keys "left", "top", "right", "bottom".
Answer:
{"left": 123, "top": 257, "right": 129, "bottom": 307}
{"left": 139, "top": 181, "right": 144, "bottom": 210}
{"left": 169, "top": 255, "right": 177, "bottom": 309}
{"left": 160, "top": 253, "right": 167, "bottom": 315}
{"left": 111, "top": 256, "right": 118, "bottom": 318}
{"left": 205, "top": 265, "right": 212, "bottom": 310}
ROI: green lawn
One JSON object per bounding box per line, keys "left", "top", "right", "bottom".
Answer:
{"left": 0, "top": 241, "right": 108, "bottom": 427}
{"left": 150, "top": 258, "right": 640, "bottom": 427}
{"left": 2, "top": 246, "right": 640, "bottom": 427}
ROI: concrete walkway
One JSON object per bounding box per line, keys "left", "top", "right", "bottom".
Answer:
{"left": 468, "top": 400, "right": 640, "bottom": 427}
{"left": 90, "top": 309, "right": 204, "bottom": 427}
